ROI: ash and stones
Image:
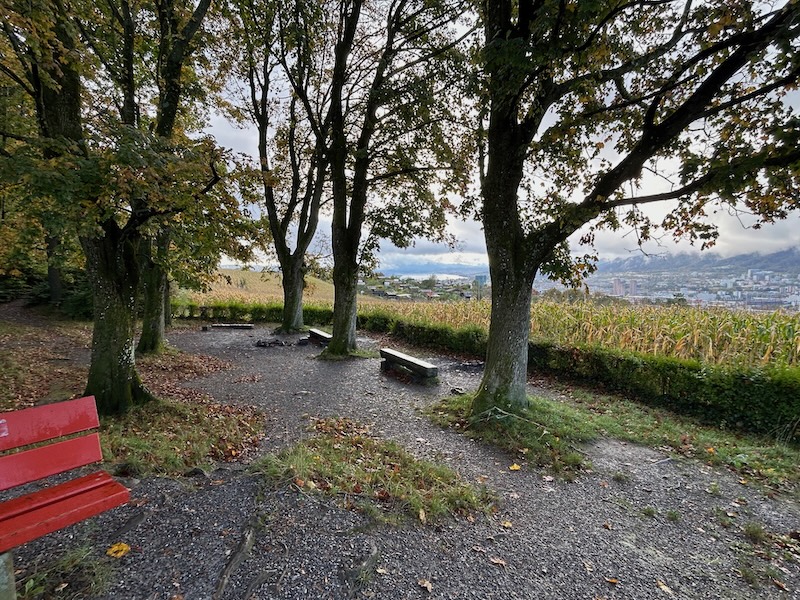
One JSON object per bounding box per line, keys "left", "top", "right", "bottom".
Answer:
{"left": 14, "top": 324, "right": 800, "bottom": 599}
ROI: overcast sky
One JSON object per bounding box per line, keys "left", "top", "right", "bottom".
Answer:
{"left": 212, "top": 116, "right": 800, "bottom": 274}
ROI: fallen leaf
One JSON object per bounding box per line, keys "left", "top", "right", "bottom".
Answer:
{"left": 106, "top": 542, "right": 131, "bottom": 559}
{"left": 501, "top": 520, "right": 513, "bottom": 529}
{"left": 583, "top": 560, "right": 594, "bottom": 573}
{"left": 605, "top": 577, "right": 619, "bottom": 585}
{"left": 294, "top": 478, "right": 305, "bottom": 488}
{"left": 706, "top": 447, "right": 716, "bottom": 454}
{"left": 542, "top": 475, "right": 554, "bottom": 482}
{"left": 419, "top": 508, "right": 427, "bottom": 524}
{"left": 376, "top": 568, "right": 388, "bottom": 575}
{"left": 509, "top": 463, "right": 522, "bottom": 471}
{"left": 489, "top": 556, "right": 507, "bottom": 568}
{"left": 773, "top": 579, "right": 788, "bottom": 591}
{"left": 657, "top": 579, "right": 674, "bottom": 595}
{"left": 603, "top": 521, "right": 613, "bottom": 530}
{"left": 738, "top": 479, "right": 748, "bottom": 485}
{"left": 418, "top": 579, "right": 433, "bottom": 593}
{"left": 305, "top": 480, "right": 317, "bottom": 490}
{"left": 54, "top": 583, "right": 68, "bottom": 592}
{"left": 599, "top": 480, "right": 609, "bottom": 488}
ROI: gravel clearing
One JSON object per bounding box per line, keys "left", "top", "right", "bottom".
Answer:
{"left": 11, "top": 324, "right": 800, "bottom": 599}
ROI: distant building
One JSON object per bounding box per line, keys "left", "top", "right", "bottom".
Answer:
{"left": 612, "top": 278, "right": 625, "bottom": 296}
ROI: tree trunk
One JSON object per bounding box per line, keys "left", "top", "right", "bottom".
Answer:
{"left": 471, "top": 263, "right": 536, "bottom": 415}
{"left": 137, "top": 232, "right": 170, "bottom": 354}
{"left": 471, "top": 85, "right": 539, "bottom": 415}
{"left": 82, "top": 231, "right": 154, "bottom": 415}
{"left": 278, "top": 257, "right": 306, "bottom": 332}
{"left": 327, "top": 256, "right": 359, "bottom": 355}
{"left": 45, "top": 235, "right": 63, "bottom": 305}
{"left": 164, "top": 278, "right": 172, "bottom": 328}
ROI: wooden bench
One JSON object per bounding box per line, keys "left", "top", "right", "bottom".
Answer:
{"left": 209, "top": 323, "right": 254, "bottom": 329}
{"left": 308, "top": 328, "right": 333, "bottom": 344}
{"left": 380, "top": 348, "right": 438, "bottom": 382}
{"left": 0, "top": 396, "right": 129, "bottom": 597}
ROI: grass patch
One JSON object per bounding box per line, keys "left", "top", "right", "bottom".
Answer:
{"left": 427, "top": 393, "right": 596, "bottom": 476}
{"left": 251, "top": 417, "right": 494, "bottom": 524}
{"left": 666, "top": 509, "right": 681, "bottom": 522}
{"left": 101, "top": 399, "right": 266, "bottom": 477}
{"left": 742, "top": 522, "right": 769, "bottom": 545}
{"left": 564, "top": 389, "right": 800, "bottom": 494}
{"left": 427, "top": 389, "right": 800, "bottom": 494}
{"left": 16, "top": 545, "right": 114, "bottom": 600}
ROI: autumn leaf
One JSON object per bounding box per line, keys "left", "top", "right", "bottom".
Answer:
{"left": 657, "top": 579, "right": 674, "bottom": 595}
{"left": 489, "top": 556, "right": 507, "bottom": 568}
{"left": 419, "top": 508, "right": 427, "bottom": 524}
{"left": 605, "top": 577, "right": 619, "bottom": 585}
{"left": 418, "top": 579, "right": 433, "bottom": 593}
{"left": 500, "top": 520, "right": 513, "bottom": 529}
{"left": 509, "top": 463, "right": 522, "bottom": 471}
{"left": 106, "top": 542, "right": 131, "bottom": 558}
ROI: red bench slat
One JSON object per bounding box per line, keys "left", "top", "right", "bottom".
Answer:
{"left": 0, "top": 396, "right": 99, "bottom": 451}
{"left": 0, "top": 433, "right": 104, "bottom": 491}
{"left": 0, "top": 472, "right": 129, "bottom": 553}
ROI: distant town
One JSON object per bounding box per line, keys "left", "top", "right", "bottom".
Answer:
{"left": 373, "top": 248, "right": 800, "bottom": 311}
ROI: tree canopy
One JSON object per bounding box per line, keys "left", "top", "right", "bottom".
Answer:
{"left": 472, "top": 0, "right": 800, "bottom": 413}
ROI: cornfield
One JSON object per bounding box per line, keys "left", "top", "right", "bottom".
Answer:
{"left": 181, "top": 271, "right": 800, "bottom": 368}
{"left": 369, "top": 300, "right": 800, "bottom": 368}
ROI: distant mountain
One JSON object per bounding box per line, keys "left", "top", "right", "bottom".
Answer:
{"left": 596, "top": 247, "right": 800, "bottom": 275}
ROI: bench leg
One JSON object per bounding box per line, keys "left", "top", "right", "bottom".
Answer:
{"left": 0, "top": 552, "right": 14, "bottom": 600}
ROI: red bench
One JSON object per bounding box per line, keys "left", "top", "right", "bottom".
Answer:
{"left": 0, "top": 396, "right": 130, "bottom": 596}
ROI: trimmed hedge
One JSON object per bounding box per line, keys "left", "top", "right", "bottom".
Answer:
{"left": 171, "top": 299, "right": 799, "bottom": 441}
{"left": 527, "top": 341, "right": 799, "bottom": 441}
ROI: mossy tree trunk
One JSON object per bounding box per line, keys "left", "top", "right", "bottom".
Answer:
{"left": 471, "top": 264, "right": 536, "bottom": 415}
{"left": 82, "top": 228, "right": 155, "bottom": 415}
{"left": 137, "top": 231, "right": 170, "bottom": 354}
{"left": 327, "top": 252, "right": 359, "bottom": 355}
{"left": 278, "top": 256, "right": 306, "bottom": 332}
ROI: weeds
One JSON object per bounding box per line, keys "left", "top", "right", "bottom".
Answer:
{"left": 101, "top": 399, "right": 265, "bottom": 476}
{"left": 743, "top": 522, "right": 769, "bottom": 545}
{"left": 251, "top": 417, "right": 494, "bottom": 524}
{"left": 16, "top": 546, "right": 114, "bottom": 600}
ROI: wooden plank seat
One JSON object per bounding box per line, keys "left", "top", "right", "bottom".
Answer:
{"left": 380, "top": 348, "right": 438, "bottom": 381}
{"left": 308, "top": 328, "right": 333, "bottom": 344}
{"left": 0, "top": 396, "right": 129, "bottom": 596}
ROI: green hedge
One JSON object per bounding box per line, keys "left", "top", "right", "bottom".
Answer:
{"left": 170, "top": 299, "right": 798, "bottom": 441}
{"left": 527, "top": 341, "right": 799, "bottom": 441}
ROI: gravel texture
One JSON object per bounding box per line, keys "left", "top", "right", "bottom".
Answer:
{"left": 11, "top": 324, "right": 800, "bottom": 599}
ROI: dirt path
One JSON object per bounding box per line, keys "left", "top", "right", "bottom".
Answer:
{"left": 12, "top": 324, "right": 800, "bottom": 599}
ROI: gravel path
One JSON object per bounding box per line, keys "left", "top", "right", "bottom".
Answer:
{"left": 13, "top": 324, "right": 800, "bottom": 599}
